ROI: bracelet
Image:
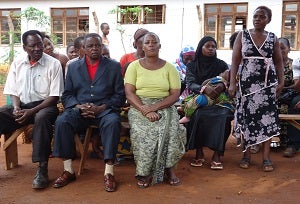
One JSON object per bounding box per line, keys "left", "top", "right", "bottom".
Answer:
{"left": 200, "top": 85, "right": 206, "bottom": 94}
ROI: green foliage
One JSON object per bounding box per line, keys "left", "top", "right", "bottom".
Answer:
{"left": 0, "top": 72, "right": 7, "bottom": 84}
{"left": 109, "top": 6, "right": 153, "bottom": 24}
{"left": 0, "top": 7, "right": 50, "bottom": 66}
{"left": 0, "top": 47, "right": 20, "bottom": 65}
{"left": 19, "top": 6, "right": 50, "bottom": 28}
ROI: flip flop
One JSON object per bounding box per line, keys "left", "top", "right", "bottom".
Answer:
{"left": 168, "top": 177, "right": 181, "bottom": 186}
{"left": 137, "top": 176, "right": 152, "bottom": 188}
{"left": 210, "top": 161, "right": 223, "bottom": 170}
{"left": 263, "top": 160, "right": 274, "bottom": 172}
{"left": 240, "top": 157, "right": 250, "bottom": 169}
{"left": 190, "top": 158, "right": 205, "bottom": 167}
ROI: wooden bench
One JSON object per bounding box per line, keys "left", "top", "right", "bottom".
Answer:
{"left": 2, "top": 124, "right": 33, "bottom": 170}
{"left": 278, "top": 114, "right": 300, "bottom": 130}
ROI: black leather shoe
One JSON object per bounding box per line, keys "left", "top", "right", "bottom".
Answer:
{"left": 32, "top": 165, "right": 49, "bottom": 189}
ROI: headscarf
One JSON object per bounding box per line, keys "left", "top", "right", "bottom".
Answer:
{"left": 175, "top": 45, "right": 195, "bottom": 81}
{"left": 133, "top": 28, "right": 149, "bottom": 41}
{"left": 188, "top": 36, "right": 227, "bottom": 85}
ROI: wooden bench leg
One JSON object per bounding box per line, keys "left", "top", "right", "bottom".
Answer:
{"left": 75, "top": 126, "right": 94, "bottom": 175}
{"left": 2, "top": 125, "right": 34, "bottom": 170}
{"left": 4, "top": 133, "right": 18, "bottom": 170}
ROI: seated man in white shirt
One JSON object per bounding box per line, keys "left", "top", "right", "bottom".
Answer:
{"left": 0, "top": 30, "right": 64, "bottom": 189}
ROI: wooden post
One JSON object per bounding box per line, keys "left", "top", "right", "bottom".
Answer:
{"left": 92, "top": 11, "right": 99, "bottom": 34}
{"left": 7, "top": 14, "right": 15, "bottom": 66}
{"left": 196, "top": 5, "right": 202, "bottom": 40}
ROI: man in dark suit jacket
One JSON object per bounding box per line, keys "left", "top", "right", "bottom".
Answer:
{"left": 52, "top": 33, "right": 126, "bottom": 192}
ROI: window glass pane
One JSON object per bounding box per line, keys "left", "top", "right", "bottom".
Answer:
{"left": 223, "top": 32, "right": 233, "bottom": 48}
{"left": 285, "top": 4, "right": 297, "bottom": 11}
{"left": 236, "top": 5, "right": 247, "bottom": 12}
{"left": 14, "top": 33, "right": 21, "bottom": 44}
{"left": 221, "top": 6, "right": 232, "bottom": 12}
{"left": 284, "top": 33, "right": 296, "bottom": 48}
{"left": 2, "top": 11, "right": 10, "bottom": 16}
{"left": 207, "top": 16, "right": 216, "bottom": 31}
{"left": 53, "top": 9, "right": 63, "bottom": 16}
{"left": 1, "top": 33, "right": 9, "bottom": 44}
{"left": 51, "top": 8, "right": 89, "bottom": 46}
{"left": 1, "top": 19, "right": 8, "bottom": 30}
{"left": 206, "top": 6, "right": 218, "bottom": 13}
{"left": 235, "top": 17, "right": 246, "bottom": 30}
{"left": 220, "top": 33, "right": 232, "bottom": 48}
{"left": 54, "top": 33, "right": 63, "bottom": 45}
{"left": 53, "top": 19, "right": 63, "bottom": 31}
{"left": 12, "top": 19, "right": 21, "bottom": 30}
{"left": 145, "top": 5, "right": 163, "bottom": 24}
{"left": 66, "top": 9, "right": 76, "bottom": 17}
{"left": 122, "top": 12, "right": 138, "bottom": 24}
{"left": 206, "top": 33, "right": 215, "bottom": 40}
{"left": 79, "top": 9, "right": 89, "bottom": 16}
{"left": 66, "top": 18, "right": 77, "bottom": 31}
{"left": 66, "top": 33, "right": 78, "bottom": 44}
{"left": 13, "top": 10, "right": 21, "bottom": 15}
{"left": 221, "top": 16, "right": 232, "bottom": 32}
{"left": 79, "top": 19, "right": 89, "bottom": 31}
{"left": 284, "top": 15, "right": 297, "bottom": 31}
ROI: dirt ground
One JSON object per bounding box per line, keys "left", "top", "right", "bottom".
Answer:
{"left": 1, "top": 135, "right": 299, "bottom": 204}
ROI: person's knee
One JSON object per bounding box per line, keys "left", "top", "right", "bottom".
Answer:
{"left": 34, "top": 107, "right": 58, "bottom": 123}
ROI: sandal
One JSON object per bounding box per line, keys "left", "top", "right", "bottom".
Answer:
{"left": 263, "top": 160, "right": 274, "bottom": 172}
{"left": 210, "top": 161, "right": 223, "bottom": 170}
{"left": 168, "top": 177, "right": 181, "bottom": 186}
{"left": 239, "top": 157, "right": 250, "bottom": 169}
{"left": 190, "top": 158, "right": 205, "bottom": 167}
{"left": 137, "top": 176, "right": 152, "bottom": 188}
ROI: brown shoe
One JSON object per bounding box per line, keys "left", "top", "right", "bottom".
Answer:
{"left": 104, "top": 173, "right": 116, "bottom": 192}
{"left": 52, "top": 170, "right": 76, "bottom": 188}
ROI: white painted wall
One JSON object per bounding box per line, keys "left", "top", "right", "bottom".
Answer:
{"left": 1, "top": 0, "right": 299, "bottom": 65}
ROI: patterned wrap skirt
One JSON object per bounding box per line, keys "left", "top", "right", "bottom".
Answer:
{"left": 128, "top": 97, "right": 186, "bottom": 184}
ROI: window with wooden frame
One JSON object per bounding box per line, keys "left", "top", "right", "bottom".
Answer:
{"left": 51, "top": 8, "right": 89, "bottom": 46}
{"left": 117, "top": 5, "right": 165, "bottom": 24}
{"left": 282, "top": 1, "right": 300, "bottom": 50}
{"left": 204, "top": 3, "right": 248, "bottom": 49}
{"left": 0, "top": 8, "right": 21, "bottom": 45}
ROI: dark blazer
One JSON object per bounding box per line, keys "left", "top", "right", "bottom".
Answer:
{"left": 62, "top": 56, "right": 126, "bottom": 117}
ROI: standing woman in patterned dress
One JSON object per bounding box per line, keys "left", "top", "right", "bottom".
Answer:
{"left": 229, "top": 6, "right": 284, "bottom": 172}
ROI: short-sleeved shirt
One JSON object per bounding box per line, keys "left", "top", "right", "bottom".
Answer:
{"left": 65, "top": 56, "right": 81, "bottom": 79}
{"left": 292, "top": 57, "right": 300, "bottom": 80}
{"left": 119, "top": 52, "right": 135, "bottom": 76}
{"left": 124, "top": 60, "right": 181, "bottom": 98}
{"left": 4, "top": 53, "right": 64, "bottom": 104}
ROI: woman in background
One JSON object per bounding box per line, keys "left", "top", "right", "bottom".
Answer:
{"left": 43, "top": 34, "right": 69, "bottom": 78}
{"left": 174, "top": 45, "right": 195, "bottom": 102}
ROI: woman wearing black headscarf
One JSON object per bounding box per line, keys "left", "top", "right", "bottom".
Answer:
{"left": 185, "top": 36, "right": 233, "bottom": 170}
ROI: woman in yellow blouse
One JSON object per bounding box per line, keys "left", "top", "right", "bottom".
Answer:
{"left": 124, "top": 32, "right": 186, "bottom": 188}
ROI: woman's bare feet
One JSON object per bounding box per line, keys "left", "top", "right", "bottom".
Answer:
{"left": 165, "top": 167, "right": 181, "bottom": 186}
